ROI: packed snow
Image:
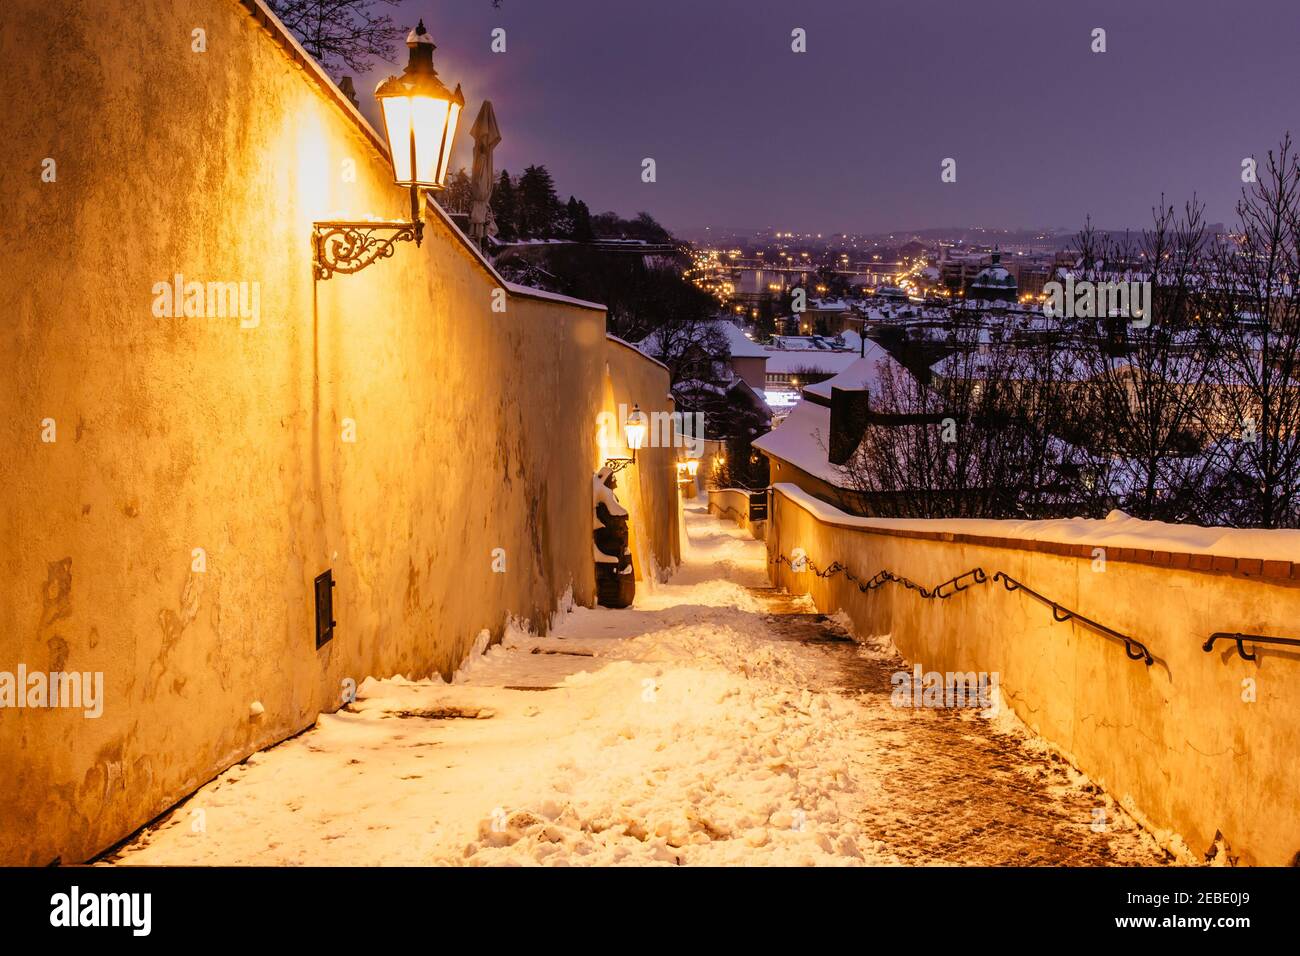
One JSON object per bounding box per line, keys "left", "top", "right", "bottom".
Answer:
{"left": 105, "top": 506, "right": 1174, "bottom": 867}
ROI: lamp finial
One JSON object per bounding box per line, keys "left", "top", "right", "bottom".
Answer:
{"left": 407, "top": 19, "right": 435, "bottom": 49}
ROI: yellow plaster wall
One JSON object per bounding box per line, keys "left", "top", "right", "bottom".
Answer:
{"left": 601, "top": 339, "right": 681, "bottom": 582}
{"left": 0, "top": 0, "right": 677, "bottom": 864}
{"left": 766, "top": 484, "right": 1300, "bottom": 866}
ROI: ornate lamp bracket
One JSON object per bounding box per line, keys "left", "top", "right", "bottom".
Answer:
{"left": 603, "top": 457, "right": 635, "bottom": 475}
{"left": 313, "top": 185, "right": 427, "bottom": 280}
{"left": 312, "top": 219, "right": 424, "bottom": 281}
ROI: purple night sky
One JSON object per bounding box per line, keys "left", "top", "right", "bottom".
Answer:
{"left": 355, "top": 0, "right": 1300, "bottom": 235}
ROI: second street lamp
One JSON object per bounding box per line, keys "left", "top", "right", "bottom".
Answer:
{"left": 624, "top": 405, "right": 649, "bottom": 461}
{"left": 313, "top": 20, "right": 465, "bottom": 280}
{"left": 605, "top": 404, "right": 650, "bottom": 474}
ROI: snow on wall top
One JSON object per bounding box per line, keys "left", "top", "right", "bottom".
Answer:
{"left": 773, "top": 482, "right": 1300, "bottom": 565}
{"left": 505, "top": 282, "right": 607, "bottom": 312}
{"left": 607, "top": 334, "right": 670, "bottom": 373}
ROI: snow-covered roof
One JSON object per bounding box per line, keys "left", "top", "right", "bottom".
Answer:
{"left": 752, "top": 347, "right": 914, "bottom": 484}
{"left": 770, "top": 335, "right": 844, "bottom": 350}
{"left": 930, "top": 346, "right": 1091, "bottom": 381}
{"left": 801, "top": 343, "right": 908, "bottom": 399}
{"left": 929, "top": 345, "right": 1290, "bottom": 387}
{"left": 728, "top": 376, "right": 773, "bottom": 417}
{"left": 637, "top": 320, "right": 768, "bottom": 360}
{"left": 752, "top": 399, "right": 841, "bottom": 483}
{"left": 971, "top": 266, "right": 1014, "bottom": 287}
{"left": 716, "top": 322, "right": 770, "bottom": 358}
{"left": 763, "top": 350, "right": 863, "bottom": 376}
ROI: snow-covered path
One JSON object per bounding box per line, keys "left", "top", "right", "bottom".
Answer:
{"left": 106, "top": 505, "right": 1175, "bottom": 866}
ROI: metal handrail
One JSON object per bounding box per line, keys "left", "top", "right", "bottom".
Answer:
{"left": 1203, "top": 632, "right": 1300, "bottom": 662}
{"left": 773, "top": 552, "right": 1155, "bottom": 665}
{"left": 991, "top": 572, "right": 1153, "bottom": 666}
{"left": 771, "top": 553, "right": 986, "bottom": 600}
{"left": 713, "top": 503, "right": 747, "bottom": 523}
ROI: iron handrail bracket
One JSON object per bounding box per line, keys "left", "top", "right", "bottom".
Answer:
{"left": 771, "top": 553, "right": 987, "bottom": 601}
{"left": 992, "top": 571, "right": 1153, "bottom": 666}
{"left": 935, "top": 567, "right": 988, "bottom": 598}
{"left": 1203, "top": 631, "right": 1300, "bottom": 662}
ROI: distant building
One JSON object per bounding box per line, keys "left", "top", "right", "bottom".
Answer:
{"left": 636, "top": 319, "right": 769, "bottom": 392}
{"left": 763, "top": 337, "right": 863, "bottom": 390}
{"left": 801, "top": 297, "right": 857, "bottom": 335}
{"left": 720, "top": 323, "right": 771, "bottom": 391}
{"left": 1012, "top": 261, "right": 1051, "bottom": 299}
{"left": 939, "top": 255, "right": 984, "bottom": 295}
{"left": 966, "top": 250, "right": 1018, "bottom": 304}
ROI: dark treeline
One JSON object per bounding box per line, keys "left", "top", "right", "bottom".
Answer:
{"left": 842, "top": 136, "right": 1300, "bottom": 530}
{"left": 443, "top": 163, "right": 716, "bottom": 342}
{"left": 440, "top": 163, "right": 672, "bottom": 245}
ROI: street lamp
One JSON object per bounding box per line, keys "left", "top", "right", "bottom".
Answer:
{"left": 605, "top": 404, "right": 649, "bottom": 474}
{"left": 313, "top": 20, "right": 464, "bottom": 280}
{"left": 625, "top": 405, "right": 649, "bottom": 457}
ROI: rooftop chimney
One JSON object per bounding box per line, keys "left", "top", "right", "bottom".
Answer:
{"left": 829, "top": 386, "right": 872, "bottom": 466}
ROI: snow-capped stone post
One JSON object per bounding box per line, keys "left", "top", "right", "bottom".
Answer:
{"left": 593, "top": 466, "right": 635, "bottom": 607}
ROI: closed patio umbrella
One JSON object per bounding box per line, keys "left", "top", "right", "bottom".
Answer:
{"left": 467, "top": 100, "right": 501, "bottom": 248}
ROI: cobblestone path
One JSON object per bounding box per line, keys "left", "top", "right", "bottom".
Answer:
{"left": 758, "top": 597, "right": 1175, "bottom": 865}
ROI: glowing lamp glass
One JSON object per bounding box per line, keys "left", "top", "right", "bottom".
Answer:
{"left": 378, "top": 92, "right": 460, "bottom": 189}
{"left": 625, "top": 405, "right": 649, "bottom": 453}
{"left": 375, "top": 21, "right": 464, "bottom": 191}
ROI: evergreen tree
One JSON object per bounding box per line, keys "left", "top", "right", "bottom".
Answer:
{"left": 490, "top": 170, "right": 517, "bottom": 241}
{"left": 566, "top": 196, "right": 594, "bottom": 242}
{"left": 517, "top": 165, "right": 560, "bottom": 238}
